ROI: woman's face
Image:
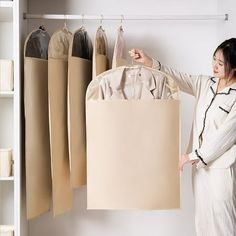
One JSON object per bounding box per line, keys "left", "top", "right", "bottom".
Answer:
{"left": 212, "top": 50, "right": 226, "bottom": 79}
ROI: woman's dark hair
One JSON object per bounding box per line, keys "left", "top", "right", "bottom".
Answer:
{"left": 214, "top": 38, "right": 236, "bottom": 79}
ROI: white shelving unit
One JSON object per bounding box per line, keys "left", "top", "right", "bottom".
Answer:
{"left": 0, "top": 1, "right": 21, "bottom": 236}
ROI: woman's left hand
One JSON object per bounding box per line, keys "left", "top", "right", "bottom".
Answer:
{"left": 178, "top": 154, "right": 196, "bottom": 171}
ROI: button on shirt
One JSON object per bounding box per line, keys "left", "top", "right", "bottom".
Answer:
{"left": 153, "top": 59, "right": 236, "bottom": 169}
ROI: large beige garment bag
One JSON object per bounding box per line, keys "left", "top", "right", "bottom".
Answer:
{"left": 86, "top": 66, "right": 180, "bottom": 209}
{"left": 48, "top": 29, "right": 73, "bottom": 216}
{"left": 92, "top": 26, "right": 109, "bottom": 78}
{"left": 68, "top": 28, "right": 92, "bottom": 188}
{"left": 24, "top": 28, "right": 52, "bottom": 219}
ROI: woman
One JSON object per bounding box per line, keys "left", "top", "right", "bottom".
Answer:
{"left": 129, "top": 38, "right": 236, "bottom": 236}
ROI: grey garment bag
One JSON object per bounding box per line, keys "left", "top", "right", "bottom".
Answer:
{"left": 25, "top": 27, "right": 50, "bottom": 59}
{"left": 24, "top": 27, "right": 52, "bottom": 219}
{"left": 72, "top": 27, "right": 93, "bottom": 60}
{"left": 68, "top": 27, "right": 92, "bottom": 188}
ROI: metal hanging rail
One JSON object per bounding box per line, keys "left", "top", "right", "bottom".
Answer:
{"left": 23, "top": 13, "right": 229, "bottom": 21}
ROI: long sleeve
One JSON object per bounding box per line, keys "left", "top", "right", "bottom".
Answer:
{"left": 189, "top": 101, "right": 236, "bottom": 168}
{"left": 152, "top": 59, "right": 202, "bottom": 97}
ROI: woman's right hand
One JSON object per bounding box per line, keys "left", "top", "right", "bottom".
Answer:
{"left": 128, "top": 48, "right": 153, "bottom": 68}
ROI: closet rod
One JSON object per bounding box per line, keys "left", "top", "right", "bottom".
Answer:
{"left": 23, "top": 13, "right": 229, "bottom": 21}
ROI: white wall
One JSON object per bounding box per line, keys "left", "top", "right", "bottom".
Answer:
{"left": 26, "top": 0, "right": 224, "bottom": 235}
{"left": 217, "top": 0, "right": 236, "bottom": 41}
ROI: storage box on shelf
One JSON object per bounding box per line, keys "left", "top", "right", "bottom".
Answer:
{"left": 0, "top": 1, "right": 13, "bottom": 24}
{"left": 0, "top": 225, "right": 14, "bottom": 236}
{"left": 0, "top": 60, "right": 14, "bottom": 92}
{"left": 0, "top": 149, "right": 13, "bottom": 178}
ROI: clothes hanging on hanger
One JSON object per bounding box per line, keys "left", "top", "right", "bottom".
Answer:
{"left": 24, "top": 27, "right": 52, "bottom": 220}
{"left": 48, "top": 28, "right": 73, "bottom": 216}
{"left": 25, "top": 27, "right": 49, "bottom": 59}
{"left": 92, "top": 26, "right": 109, "bottom": 78}
{"left": 88, "top": 66, "right": 177, "bottom": 100}
{"left": 68, "top": 27, "right": 93, "bottom": 188}
{"left": 87, "top": 65, "right": 178, "bottom": 100}
{"left": 71, "top": 27, "right": 93, "bottom": 59}
{"left": 112, "top": 26, "right": 127, "bottom": 68}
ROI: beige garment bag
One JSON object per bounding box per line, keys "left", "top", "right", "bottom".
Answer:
{"left": 92, "top": 26, "right": 109, "bottom": 78}
{"left": 112, "top": 26, "right": 127, "bottom": 68}
{"left": 68, "top": 28, "right": 92, "bottom": 188}
{"left": 86, "top": 67, "right": 180, "bottom": 209}
{"left": 24, "top": 28, "right": 52, "bottom": 219}
{"left": 48, "top": 29, "right": 73, "bottom": 216}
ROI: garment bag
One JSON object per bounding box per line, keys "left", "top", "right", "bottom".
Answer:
{"left": 86, "top": 66, "right": 180, "bottom": 209}
{"left": 68, "top": 28, "right": 92, "bottom": 188}
{"left": 48, "top": 29, "right": 73, "bottom": 216}
{"left": 92, "top": 26, "right": 109, "bottom": 78}
{"left": 112, "top": 26, "right": 126, "bottom": 68}
{"left": 24, "top": 28, "right": 51, "bottom": 219}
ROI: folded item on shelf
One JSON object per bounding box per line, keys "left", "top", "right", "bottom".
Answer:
{"left": 0, "top": 59, "right": 14, "bottom": 91}
{"left": 0, "top": 225, "right": 14, "bottom": 236}
{"left": 0, "top": 149, "right": 13, "bottom": 177}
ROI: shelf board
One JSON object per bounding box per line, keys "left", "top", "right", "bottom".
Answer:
{"left": 0, "top": 176, "right": 14, "bottom": 181}
{"left": 0, "top": 1, "right": 13, "bottom": 22}
{"left": 0, "top": 225, "right": 15, "bottom": 231}
{"left": 0, "top": 91, "right": 14, "bottom": 98}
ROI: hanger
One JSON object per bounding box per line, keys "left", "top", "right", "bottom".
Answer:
{"left": 99, "top": 14, "right": 104, "bottom": 30}
{"left": 39, "top": 25, "right": 46, "bottom": 31}
{"left": 120, "top": 14, "right": 124, "bottom": 31}
{"left": 79, "top": 14, "right": 86, "bottom": 31}
{"left": 62, "top": 15, "right": 69, "bottom": 33}
{"left": 39, "top": 18, "right": 46, "bottom": 31}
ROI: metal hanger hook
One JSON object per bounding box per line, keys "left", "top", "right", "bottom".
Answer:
{"left": 64, "top": 14, "right": 67, "bottom": 28}
{"left": 81, "top": 14, "right": 84, "bottom": 25}
{"left": 100, "top": 14, "right": 104, "bottom": 25}
{"left": 120, "top": 14, "right": 124, "bottom": 24}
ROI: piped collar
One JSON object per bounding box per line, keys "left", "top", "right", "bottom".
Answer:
{"left": 210, "top": 77, "right": 236, "bottom": 95}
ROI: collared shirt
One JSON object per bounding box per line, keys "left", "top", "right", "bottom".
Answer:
{"left": 153, "top": 59, "right": 236, "bottom": 169}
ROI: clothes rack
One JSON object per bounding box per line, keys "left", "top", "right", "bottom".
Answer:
{"left": 23, "top": 13, "right": 229, "bottom": 21}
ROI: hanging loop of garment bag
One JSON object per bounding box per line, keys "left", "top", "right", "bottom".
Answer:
{"left": 24, "top": 27, "right": 51, "bottom": 219}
